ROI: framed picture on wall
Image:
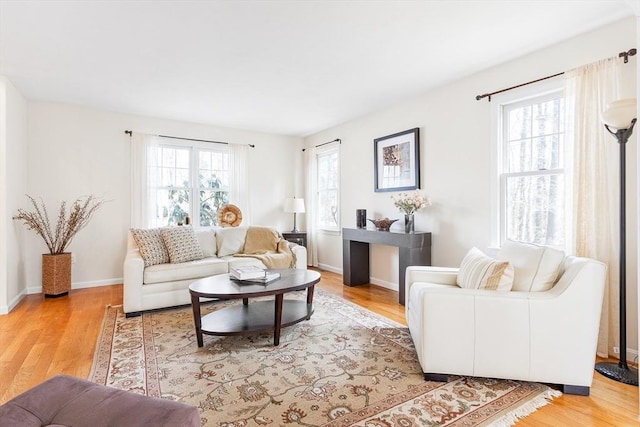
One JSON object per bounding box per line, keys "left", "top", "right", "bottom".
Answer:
{"left": 374, "top": 127, "right": 420, "bottom": 192}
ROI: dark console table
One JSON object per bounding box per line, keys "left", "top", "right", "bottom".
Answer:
{"left": 342, "top": 227, "right": 431, "bottom": 305}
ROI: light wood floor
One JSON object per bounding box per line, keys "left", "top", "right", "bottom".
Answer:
{"left": 0, "top": 269, "right": 638, "bottom": 425}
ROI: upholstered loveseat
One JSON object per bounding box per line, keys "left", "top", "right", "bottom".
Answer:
{"left": 405, "top": 240, "right": 606, "bottom": 395}
{"left": 123, "top": 225, "right": 307, "bottom": 316}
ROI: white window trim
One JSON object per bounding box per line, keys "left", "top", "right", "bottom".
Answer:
{"left": 490, "top": 77, "right": 564, "bottom": 248}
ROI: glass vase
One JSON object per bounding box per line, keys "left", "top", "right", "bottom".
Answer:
{"left": 404, "top": 214, "right": 414, "bottom": 233}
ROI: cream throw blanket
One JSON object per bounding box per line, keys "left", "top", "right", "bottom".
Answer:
{"left": 236, "top": 226, "right": 296, "bottom": 269}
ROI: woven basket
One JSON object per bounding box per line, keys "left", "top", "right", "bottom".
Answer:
{"left": 42, "top": 253, "right": 71, "bottom": 297}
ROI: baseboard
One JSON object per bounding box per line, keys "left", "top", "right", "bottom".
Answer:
{"left": 317, "top": 263, "right": 342, "bottom": 274}
{"left": 316, "top": 264, "right": 400, "bottom": 293}
{"left": 0, "top": 289, "right": 28, "bottom": 314}
{"left": 369, "top": 278, "right": 399, "bottom": 292}
{"left": 26, "top": 278, "right": 123, "bottom": 295}
{"left": 73, "top": 278, "right": 123, "bottom": 289}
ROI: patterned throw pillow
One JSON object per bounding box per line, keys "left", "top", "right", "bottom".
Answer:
{"left": 130, "top": 228, "right": 170, "bottom": 267}
{"left": 161, "top": 226, "right": 204, "bottom": 264}
{"left": 457, "top": 247, "right": 514, "bottom": 291}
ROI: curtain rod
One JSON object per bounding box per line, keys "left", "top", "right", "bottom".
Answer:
{"left": 316, "top": 138, "right": 341, "bottom": 148}
{"left": 302, "top": 138, "right": 341, "bottom": 152}
{"left": 124, "top": 130, "right": 255, "bottom": 148}
{"left": 475, "top": 48, "right": 636, "bottom": 102}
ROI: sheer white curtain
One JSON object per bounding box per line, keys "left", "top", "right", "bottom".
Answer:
{"left": 564, "top": 57, "right": 622, "bottom": 357}
{"left": 130, "top": 132, "right": 159, "bottom": 228}
{"left": 305, "top": 147, "right": 319, "bottom": 267}
{"left": 229, "top": 143, "right": 251, "bottom": 224}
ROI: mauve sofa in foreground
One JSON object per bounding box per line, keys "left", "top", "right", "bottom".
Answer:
{"left": 0, "top": 375, "right": 200, "bottom": 426}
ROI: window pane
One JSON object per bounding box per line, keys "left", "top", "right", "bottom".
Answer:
{"left": 532, "top": 99, "right": 563, "bottom": 137}
{"left": 198, "top": 149, "right": 230, "bottom": 225}
{"left": 162, "top": 148, "right": 175, "bottom": 167}
{"left": 152, "top": 189, "right": 190, "bottom": 227}
{"left": 532, "top": 134, "right": 563, "bottom": 170}
{"left": 508, "top": 106, "right": 531, "bottom": 140}
{"left": 199, "top": 151, "right": 211, "bottom": 170}
{"left": 507, "top": 139, "right": 531, "bottom": 173}
{"left": 175, "top": 168, "right": 190, "bottom": 187}
{"left": 505, "top": 174, "right": 564, "bottom": 246}
{"left": 199, "top": 150, "right": 229, "bottom": 189}
{"left": 200, "top": 190, "right": 229, "bottom": 226}
{"left": 318, "top": 189, "right": 338, "bottom": 228}
{"left": 176, "top": 149, "right": 190, "bottom": 168}
{"left": 161, "top": 167, "right": 175, "bottom": 187}
{"left": 317, "top": 148, "right": 339, "bottom": 230}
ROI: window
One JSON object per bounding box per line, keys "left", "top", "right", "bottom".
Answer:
{"left": 148, "top": 140, "right": 229, "bottom": 227}
{"left": 316, "top": 144, "right": 340, "bottom": 232}
{"left": 499, "top": 91, "right": 565, "bottom": 247}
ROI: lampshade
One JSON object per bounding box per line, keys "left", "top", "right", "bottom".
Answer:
{"left": 601, "top": 98, "right": 637, "bottom": 130}
{"left": 284, "top": 198, "right": 305, "bottom": 213}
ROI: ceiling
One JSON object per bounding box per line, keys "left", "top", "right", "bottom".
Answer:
{"left": 0, "top": 1, "right": 634, "bottom": 137}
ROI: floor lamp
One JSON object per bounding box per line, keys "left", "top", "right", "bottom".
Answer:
{"left": 595, "top": 98, "right": 638, "bottom": 386}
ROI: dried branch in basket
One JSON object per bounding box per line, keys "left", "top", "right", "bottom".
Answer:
{"left": 13, "top": 195, "right": 105, "bottom": 255}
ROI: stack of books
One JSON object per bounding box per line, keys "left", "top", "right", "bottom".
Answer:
{"left": 230, "top": 265, "right": 280, "bottom": 284}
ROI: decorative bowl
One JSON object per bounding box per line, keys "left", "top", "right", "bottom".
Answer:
{"left": 367, "top": 218, "right": 399, "bottom": 231}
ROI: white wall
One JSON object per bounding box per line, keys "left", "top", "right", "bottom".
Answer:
{"left": 0, "top": 77, "right": 28, "bottom": 314}
{"left": 18, "top": 102, "right": 302, "bottom": 295}
{"left": 304, "top": 17, "right": 638, "bottom": 344}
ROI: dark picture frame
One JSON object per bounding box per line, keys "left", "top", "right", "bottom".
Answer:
{"left": 374, "top": 127, "right": 420, "bottom": 192}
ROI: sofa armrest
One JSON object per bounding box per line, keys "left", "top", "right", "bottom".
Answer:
{"left": 406, "top": 266, "right": 459, "bottom": 286}
{"left": 123, "top": 247, "right": 145, "bottom": 314}
{"left": 290, "top": 243, "right": 307, "bottom": 269}
{"left": 405, "top": 266, "right": 458, "bottom": 308}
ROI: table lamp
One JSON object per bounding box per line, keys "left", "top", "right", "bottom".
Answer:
{"left": 284, "top": 198, "right": 305, "bottom": 233}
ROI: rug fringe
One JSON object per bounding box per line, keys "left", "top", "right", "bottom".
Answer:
{"left": 489, "top": 389, "right": 562, "bottom": 426}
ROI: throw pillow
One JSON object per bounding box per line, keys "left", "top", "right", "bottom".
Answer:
{"left": 457, "top": 247, "right": 514, "bottom": 291}
{"left": 161, "top": 226, "right": 204, "bottom": 264}
{"left": 216, "top": 226, "right": 248, "bottom": 257}
{"left": 130, "top": 228, "right": 170, "bottom": 267}
{"left": 496, "top": 239, "right": 565, "bottom": 292}
{"left": 195, "top": 228, "right": 217, "bottom": 258}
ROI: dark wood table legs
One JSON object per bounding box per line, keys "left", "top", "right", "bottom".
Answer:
{"left": 191, "top": 293, "right": 204, "bottom": 347}
{"left": 191, "top": 284, "right": 317, "bottom": 348}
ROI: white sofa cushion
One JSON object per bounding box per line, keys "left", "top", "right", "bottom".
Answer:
{"left": 457, "top": 247, "right": 514, "bottom": 291}
{"left": 195, "top": 228, "right": 217, "bottom": 257}
{"left": 216, "top": 226, "right": 248, "bottom": 257}
{"left": 143, "top": 257, "right": 229, "bottom": 284}
{"left": 130, "top": 228, "right": 169, "bottom": 267}
{"left": 161, "top": 226, "right": 204, "bottom": 263}
{"left": 497, "top": 239, "right": 564, "bottom": 292}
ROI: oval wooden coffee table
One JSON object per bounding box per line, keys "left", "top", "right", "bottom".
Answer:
{"left": 189, "top": 269, "right": 321, "bottom": 346}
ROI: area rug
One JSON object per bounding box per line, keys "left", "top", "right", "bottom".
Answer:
{"left": 90, "top": 289, "right": 560, "bottom": 426}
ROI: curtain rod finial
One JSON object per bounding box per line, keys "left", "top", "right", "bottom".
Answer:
{"left": 620, "top": 48, "right": 637, "bottom": 63}
{"left": 124, "top": 130, "right": 132, "bottom": 136}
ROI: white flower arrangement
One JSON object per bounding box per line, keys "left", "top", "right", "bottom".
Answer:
{"left": 391, "top": 191, "right": 431, "bottom": 215}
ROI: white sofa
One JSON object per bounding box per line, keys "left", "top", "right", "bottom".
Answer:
{"left": 123, "top": 226, "right": 307, "bottom": 316}
{"left": 405, "top": 240, "right": 606, "bottom": 395}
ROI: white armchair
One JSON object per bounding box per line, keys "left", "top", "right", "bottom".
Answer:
{"left": 405, "top": 241, "right": 606, "bottom": 395}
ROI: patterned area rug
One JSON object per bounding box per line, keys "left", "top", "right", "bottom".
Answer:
{"left": 90, "top": 289, "right": 560, "bottom": 426}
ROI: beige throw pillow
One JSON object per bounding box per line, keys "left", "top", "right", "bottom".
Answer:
{"left": 130, "top": 228, "right": 170, "bottom": 267}
{"left": 457, "top": 247, "right": 514, "bottom": 291}
{"left": 161, "top": 226, "right": 204, "bottom": 264}
{"left": 216, "top": 226, "right": 248, "bottom": 257}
